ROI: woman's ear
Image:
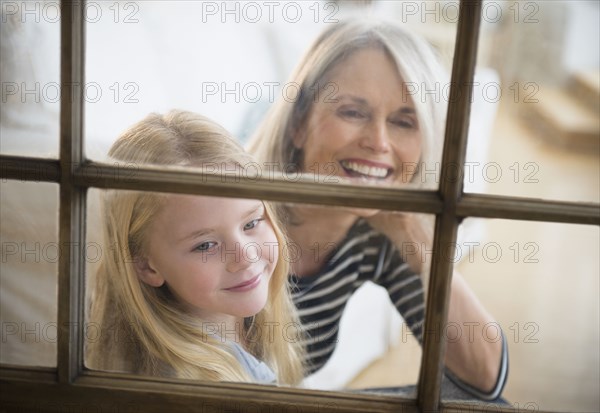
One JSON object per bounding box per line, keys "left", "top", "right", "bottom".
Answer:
{"left": 133, "top": 257, "right": 165, "bottom": 287}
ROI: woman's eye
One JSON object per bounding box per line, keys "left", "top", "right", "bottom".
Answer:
{"left": 339, "top": 108, "right": 366, "bottom": 119}
{"left": 391, "top": 118, "right": 416, "bottom": 129}
{"left": 194, "top": 241, "right": 217, "bottom": 252}
{"left": 244, "top": 218, "right": 264, "bottom": 231}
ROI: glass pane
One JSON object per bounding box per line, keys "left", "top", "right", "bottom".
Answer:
{"left": 0, "top": 180, "right": 59, "bottom": 367}
{"left": 84, "top": 0, "right": 326, "bottom": 159}
{"left": 83, "top": 1, "right": 460, "bottom": 192}
{"left": 466, "top": 0, "right": 600, "bottom": 203}
{"left": 0, "top": 1, "right": 60, "bottom": 158}
{"left": 85, "top": 188, "right": 436, "bottom": 398}
{"left": 455, "top": 218, "right": 599, "bottom": 411}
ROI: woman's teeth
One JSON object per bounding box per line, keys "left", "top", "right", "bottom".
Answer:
{"left": 341, "top": 161, "right": 389, "bottom": 178}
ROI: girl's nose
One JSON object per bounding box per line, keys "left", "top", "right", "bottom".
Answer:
{"left": 224, "top": 240, "right": 259, "bottom": 273}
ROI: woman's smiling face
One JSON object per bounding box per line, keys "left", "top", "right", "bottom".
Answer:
{"left": 294, "top": 47, "right": 422, "bottom": 187}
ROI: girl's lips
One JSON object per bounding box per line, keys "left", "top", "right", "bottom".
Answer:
{"left": 225, "top": 274, "right": 262, "bottom": 292}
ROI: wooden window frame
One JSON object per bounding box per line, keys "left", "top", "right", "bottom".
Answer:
{"left": 1, "top": 1, "right": 598, "bottom": 412}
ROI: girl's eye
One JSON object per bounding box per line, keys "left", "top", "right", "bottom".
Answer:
{"left": 244, "top": 218, "right": 264, "bottom": 231}
{"left": 194, "top": 241, "right": 217, "bottom": 252}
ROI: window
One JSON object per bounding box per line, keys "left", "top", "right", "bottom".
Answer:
{"left": 1, "top": 1, "right": 598, "bottom": 412}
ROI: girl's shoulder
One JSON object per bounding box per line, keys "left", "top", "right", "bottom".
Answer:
{"left": 227, "top": 341, "right": 276, "bottom": 384}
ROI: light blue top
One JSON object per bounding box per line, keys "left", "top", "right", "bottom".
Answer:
{"left": 228, "top": 341, "right": 276, "bottom": 384}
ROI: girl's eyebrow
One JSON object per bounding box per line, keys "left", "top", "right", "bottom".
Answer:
{"left": 243, "top": 203, "right": 265, "bottom": 219}
{"left": 179, "top": 228, "right": 214, "bottom": 243}
{"left": 178, "top": 203, "right": 264, "bottom": 243}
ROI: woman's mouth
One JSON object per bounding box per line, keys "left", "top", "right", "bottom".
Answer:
{"left": 340, "top": 160, "right": 392, "bottom": 179}
{"left": 225, "top": 274, "right": 262, "bottom": 292}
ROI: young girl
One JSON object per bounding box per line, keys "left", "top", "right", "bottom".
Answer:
{"left": 86, "top": 110, "right": 304, "bottom": 385}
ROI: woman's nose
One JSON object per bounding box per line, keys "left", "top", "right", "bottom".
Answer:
{"left": 359, "top": 121, "right": 391, "bottom": 153}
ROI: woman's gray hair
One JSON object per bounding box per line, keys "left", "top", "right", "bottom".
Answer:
{"left": 248, "top": 17, "right": 448, "bottom": 189}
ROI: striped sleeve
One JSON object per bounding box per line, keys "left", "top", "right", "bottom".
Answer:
{"left": 373, "top": 239, "right": 426, "bottom": 344}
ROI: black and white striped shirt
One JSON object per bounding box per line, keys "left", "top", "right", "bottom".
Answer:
{"left": 290, "top": 219, "right": 425, "bottom": 374}
{"left": 290, "top": 219, "right": 508, "bottom": 400}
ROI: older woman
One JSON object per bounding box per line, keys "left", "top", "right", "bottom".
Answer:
{"left": 248, "top": 18, "right": 507, "bottom": 400}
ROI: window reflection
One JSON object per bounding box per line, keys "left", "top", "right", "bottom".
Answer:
{"left": 457, "top": 218, "right": 599, "bottom": 411}
{"left": 0, "top": 1, "right": 60, "bottom": 158}
{"left": 466, "top": 0, "right": 599, "bottom": 203}
{"left": 0, "top": 180, "right": 58, "bottom": 367}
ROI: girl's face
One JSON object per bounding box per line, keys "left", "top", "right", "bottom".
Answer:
{"left": 294, "top": 48, "right": 423, "bottom": 188}
{"left": 137, "top": 195, "right": 279, "bottom": 321}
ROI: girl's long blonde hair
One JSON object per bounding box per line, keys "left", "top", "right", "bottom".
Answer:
{"left": 86, "top": 110, "right": 305, "bottom": 384}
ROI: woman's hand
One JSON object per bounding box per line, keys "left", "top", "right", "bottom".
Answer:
{"left": 367, "top": 212, "right": 433, "bottom": 275}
